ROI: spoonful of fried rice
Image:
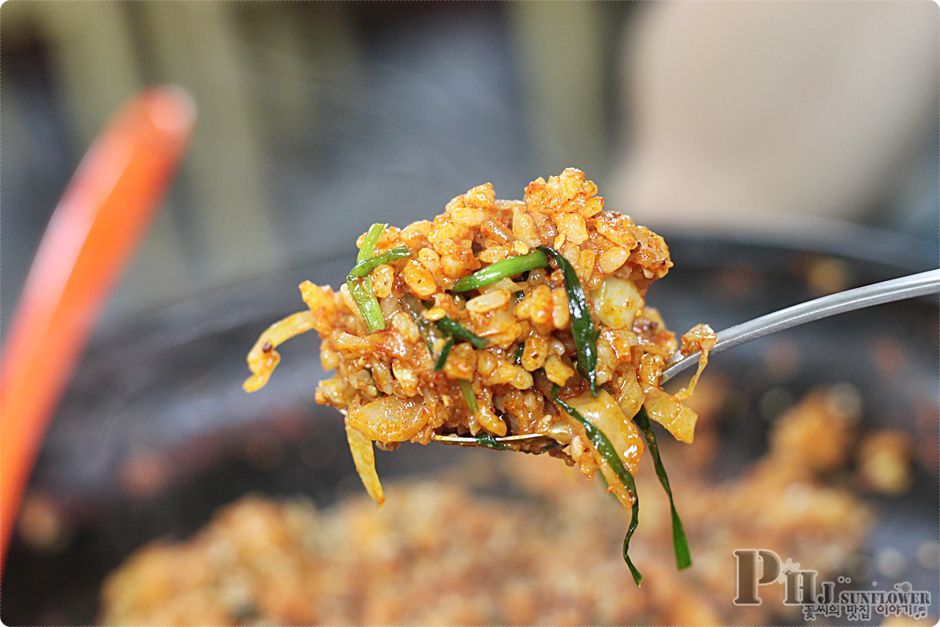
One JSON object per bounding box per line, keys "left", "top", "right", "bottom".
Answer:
{"left": 242, "top": 168, "right": 938, "bottom": 582}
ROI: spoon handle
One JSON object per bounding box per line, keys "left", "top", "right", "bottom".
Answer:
{"left": 661, "top": 268, "right": 940, "bottom": 384}
{"left": 437, "top": 269, "right": 939, "bottom": 448}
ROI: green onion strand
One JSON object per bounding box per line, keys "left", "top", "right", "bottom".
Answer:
{"left": 459, "top": 380, "right": 478, "bottom": 414}
{"left": 348, "top": 246, "right": 412, "bottom": 278}
{"left": 635, "top": 408, "right": 691, "bottom": 570}
{"left": 358, "top": 223, "right": 386, "bottom": 263}
{"left": 434, "top": 338, "right": 455, "bottom": 371}
{"left": 474, "top": 433, "right": 508, "bottom": 450}
{"left": 401, "top": 295, "right": 444, "bottom": 354}
{"left": 435, "top": 317, "right": 488, "bottom": 349}
{"left": 451, "top": 250, "right": 548, "bottom": 292}
{"left": 348, "top": 277, "right": 385, "bottom": 332}
{"left": 538, "top": 246, "right": 598, "bottom": 395}
{"left": 348, "top": 224, "right": 388, "bottom": 332}
{"left": 553, "top": 386, "right": 642, "bottom": 585}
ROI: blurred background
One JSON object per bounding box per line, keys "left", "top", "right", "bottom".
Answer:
{"left": 4, "top": 1, "right": 937, "bottom": 328}
{"left": 1, "top": 2, "right": 938, "bottom": 624}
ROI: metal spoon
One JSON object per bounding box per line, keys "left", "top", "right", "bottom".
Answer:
{"left": 433, "top": 268, "right": 940, "bottom": 447}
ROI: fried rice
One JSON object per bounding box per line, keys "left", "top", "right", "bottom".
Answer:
{"left": 100, "top": 387, "right": 875, "bottom": 625}
{"left": 242, "top": 169, "right": 715, "bottom": 573}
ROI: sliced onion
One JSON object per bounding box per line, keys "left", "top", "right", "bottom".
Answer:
{"left": 591, "top": 277, "right": 643, "bottom": 330}
{"left": 480, "top": 277, "right": 524, "bottom": 294}
{"left": 346, "top": 396, "right": 430, "bottom": 443}
{"left": 566, "top": 390, "right": 645, "bottom": 476}
{"left": 475, "top": 307, "right": 521, "bottom": 347}
{"left": 379, "top": 294, "right": 401, "bottom": 319}
{"left": 345, "top": 423, "right": 384, "bottom": 505}
{"left": 643, "top": 387, "right": 698, "bottom": 444}
{"left": 615, "top": 368, "right": 645, "bottom": 420}
{"left": 243, "top": 310, "right": 316, "bottom": 392}
{"left": 675, "top": 323, "right": 718, "bottom": 401}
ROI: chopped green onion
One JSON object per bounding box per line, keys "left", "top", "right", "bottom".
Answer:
{"left": 349, "top": 277, "right": 385, "bottom": 332}
{"left": 553, "top": 386, "right": 642, "bottom": 585}
{"left": 348, "top": 246, "right": 411, "bottom": 278}
{"left": 435, "top": 317, "right": 488, "bottom": 349}
{"left": 635, "top": 408, "right": 691, "bottom": 570}
{"left": 402, "top": 301, "right": 486, "bottom": 370}
{"left": 459, "top": 380, "right": 478, "bottom": 414}
{"left": 475, "top": 433, "right": 508, "bottom": 450}
{"left": 358, "top": 223, "right": 386, "bottom": 263}
{"left": 538, "top": 247, "right": 598, "bottom": 395}
{"left": 434, "top": 338, "right": 455, "bottom": 371}
{"left": 401, "top": 295, "right": 445, "bottom": 353}
{"left": 513, "top": 343, "right": 524, "bottom": 365}
{"left": 348, "top": 224, "right": 388, "bottom": 332}
{"left": 452, "top": 250, "right": 548, "bottom": 292}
